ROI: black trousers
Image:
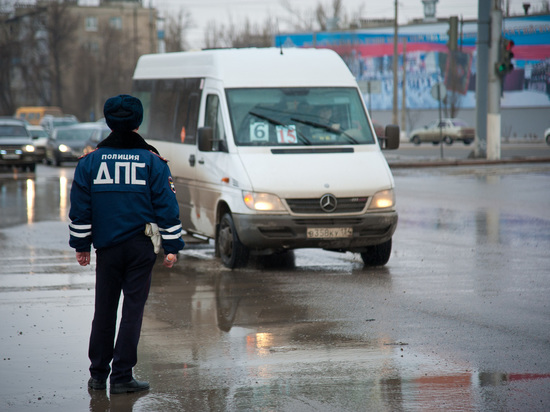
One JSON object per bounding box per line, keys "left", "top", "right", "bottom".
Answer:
{"left": 89, "top": 234, "right": 156, "bottom": 384}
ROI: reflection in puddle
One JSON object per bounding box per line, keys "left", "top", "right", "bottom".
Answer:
{"left": 139, "top": 267, "right": 550, "bottom": 411}
{"left": 0, "top": 170, "right": 72, "bottom": 228}
{"left": 26, "top": 179, "right": 34, "bottom": 223}
{"left": 59, "top": 175, "right": 68, "bottom": 221}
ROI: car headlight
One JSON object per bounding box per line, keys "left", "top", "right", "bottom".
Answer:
{"left": 369, "top": 189, "right": 395, "bottom": 209}
{"left": 24, "top": 145, "right": 35, "bottom": 153}
{"left": 58, "top": 144, "right": 70, "bottom": 153}
{"left": 242, "top": 191, "right": 285, "bottom": 211}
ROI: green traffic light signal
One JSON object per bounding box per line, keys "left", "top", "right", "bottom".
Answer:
{"left": 495, "top": 37, "right": 515, "bottom": 77}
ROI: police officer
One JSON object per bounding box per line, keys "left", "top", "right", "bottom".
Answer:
{"left": 69, "top": 94, "right": 185, "bottom": 394}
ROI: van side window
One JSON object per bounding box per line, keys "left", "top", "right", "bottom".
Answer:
{"left": 150, "top": 79, "right": 179, "bottom": 141}
{"left": 180, "top": 91, "right": 199, "bottom": 145}
{"left": 132, "top": 78, "right": 202, "bottom": 144}
{"left": 205, "top": 94, "right": 226, "bottom": 151}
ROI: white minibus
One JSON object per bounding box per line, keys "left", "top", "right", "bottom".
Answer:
{"left": 132, "top": 47, "right": 400, "bottom": 268}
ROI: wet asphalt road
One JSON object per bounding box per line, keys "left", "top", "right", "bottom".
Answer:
{"left": 1, "top": 162, "right": 549, "bottom": 411}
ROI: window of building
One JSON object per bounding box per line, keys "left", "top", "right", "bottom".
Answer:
{"left": 85, "top": 16, "right": 98, "bottom": 32}
{"left": 109, "top": 17, "right": 122, "bottom": 30}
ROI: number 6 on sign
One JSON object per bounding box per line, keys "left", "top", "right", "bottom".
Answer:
{"left": 276, "top": 125, "right": 297, "bottom": 143}
{"left": 250, "top": 121, "right": 269, "bottom": 142}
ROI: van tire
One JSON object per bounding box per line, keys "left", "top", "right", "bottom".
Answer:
{"left": 217, "top": 212, "right": 250, "bottom": 268}
{"left": 360, "top": 238, "right": 392, "bottom": 266}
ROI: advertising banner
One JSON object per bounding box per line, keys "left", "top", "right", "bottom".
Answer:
{"left": 275, "top": 15, "right": 550, "bottom": 110}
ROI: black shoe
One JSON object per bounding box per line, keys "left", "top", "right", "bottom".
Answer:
{"left": 110, "top": 378, "right": 150, "bottom": 394}
{"left": 88, "top": 377, "right": 107, "bottom": 390}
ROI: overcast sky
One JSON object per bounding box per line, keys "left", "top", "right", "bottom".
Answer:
{"left": 146, "top": 0, "right": 533, "bottom": 48}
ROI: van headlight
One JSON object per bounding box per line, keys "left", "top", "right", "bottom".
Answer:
{"left": 369, "top": 189, "right": 395, "bottom": 209}
{"left": 58, "top": 144, "right": 70, "bottom": 153}
{"left": 242, "top": 191, "right": 285, "bottom": 211}
{"left": 24, "top": 145, "right": 35, "bottom": 153}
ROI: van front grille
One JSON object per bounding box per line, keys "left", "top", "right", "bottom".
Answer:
{"left": 286, "top": 197, "right": 368, "bottom": 214}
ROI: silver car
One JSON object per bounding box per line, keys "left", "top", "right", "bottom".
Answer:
{"left": 409, "top": 118, "right": 475, "bottom": 145}
{"left": 0, "top": 118, "right": 40, "bottom": 172}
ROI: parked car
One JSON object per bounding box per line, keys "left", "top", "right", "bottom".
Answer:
{"left": 409, "top": 118, "right": 475, "bottom": 145}
{"left": 27, "top": 125, "right": 49, "bottom": 162}
{"left": 0, "top": 118, "right": 40, "bottom": 172}
{"left": 46, "top": 122, "right": 110, "bottom": 166}
{"left": 40, "top": 114, "right": 79, "bottom": 136}
{"left": 544, "top": 127, "right": 550, "bottom": 145}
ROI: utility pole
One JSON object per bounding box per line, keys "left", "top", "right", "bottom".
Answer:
{"left": 392, "top": 0, "right": 399, "bottom": 126}
{"left": 475, "top": 0, "right": 490, "bottom": 158}
{"left": 401, "top": 38, "right": 407, "bottom": 134}
{"left": 487, "top": 1, "right": 502, "bottom": 160}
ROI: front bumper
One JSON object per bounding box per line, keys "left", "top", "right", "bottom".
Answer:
{"left": 0, "top": 152, "right": 40, "bottom": 165}
{"left": 232, "top": 211, "right": 398, "bottom": 253}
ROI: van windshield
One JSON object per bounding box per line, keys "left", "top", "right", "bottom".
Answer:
{"left": 226, "top": 88, "right": 376, "bottom": 146}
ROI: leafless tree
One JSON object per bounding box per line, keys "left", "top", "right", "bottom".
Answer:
{"left": 280, "top": 0, "right": 364, "bottom": 31}
{"left": 204, "top": 16, "right": 276, "bottom": 49}
{"left": 165, "top": 9, "right": 193, "bottom": 52}
{"left": 42, "top": 1, "right": 79, "bottom": 108}
{"left": 0, "top": 9, "right": 19, "bottom": 114}
{"left": 67, "top": 21, "right": 139, "bottom": 121}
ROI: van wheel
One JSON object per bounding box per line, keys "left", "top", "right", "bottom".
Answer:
{"left": 217, "top": 213, "right": 249, "bottom": 268}
{"left": 360, "top": 239, "right": 392, "bottom": 267}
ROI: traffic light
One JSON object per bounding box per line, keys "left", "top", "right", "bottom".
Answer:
{"left": 496, "top": 37, "right": 515, "bottom": 76}
{"left": 447, "top": 16, "right": 458, "bottom": 51}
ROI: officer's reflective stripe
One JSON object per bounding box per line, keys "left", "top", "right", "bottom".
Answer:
{"left": 70, "top": 230, "right": 92, "bottom": 238}
{"left": 161, "top": 233, "right": 182, "bottom": 240}
{"left": 70, "top": 223, "right": 92, "bottom": 230}
{"left": 159, "top": 223, "right": 182, "bottom": 240}
{"left": 93, "top": 161, "right": 146, "bottom": 185}
{"left": 160, "top": 224, "right": 182, "bottom": 233}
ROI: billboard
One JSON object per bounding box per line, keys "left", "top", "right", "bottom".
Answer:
{"left": 275, "top": 14, "right": 550, "bottom": 110}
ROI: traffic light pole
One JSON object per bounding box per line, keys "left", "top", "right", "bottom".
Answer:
{"left": 474, "top": 1, "right": 490, "bottom": 158}
{"left": 487, "top": 4, "right": 502, "bottom": 160}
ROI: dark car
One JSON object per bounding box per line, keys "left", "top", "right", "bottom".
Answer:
{"left": 409, "top": 118, "right": 475, "bottom": 145}
{"left": 46, "top": 122, "right": 110, "bottom": 166}
{"left": 0, "top": 118, "right": 40, "bottom": 172}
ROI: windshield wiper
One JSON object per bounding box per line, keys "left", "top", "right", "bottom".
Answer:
{"left": 249, "top": 111, "right": 311, "bottom": 145}
{"left": 290, "top": 117, "right": 359, "bottom": 144}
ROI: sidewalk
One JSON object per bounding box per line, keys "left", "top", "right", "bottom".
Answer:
{"left": 386, "top": 154, "right": 550, "bottom": 168}
{"left": 385, "top": 140, "right": 550, "bottom": 168}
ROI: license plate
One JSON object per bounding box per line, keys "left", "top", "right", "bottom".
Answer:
{"left": 307, "top": 227, "right": 353, "bottom": 239}
{"left": 2, "top": 154, "right": 20, "bottom": 160}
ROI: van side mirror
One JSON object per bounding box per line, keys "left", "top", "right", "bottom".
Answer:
{"left": 198, "top": 127, "right": 213, "bottom": 152}
{"left": 379, "top": 124, "right": 400, "bottom": 150}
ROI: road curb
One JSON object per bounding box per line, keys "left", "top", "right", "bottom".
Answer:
{"left": 388, "top": 157, "right": 550, "bottom": 169}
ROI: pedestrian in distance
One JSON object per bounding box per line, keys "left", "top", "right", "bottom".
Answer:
{"left": 68, "top": 94, "right": 185, "bottom": 394}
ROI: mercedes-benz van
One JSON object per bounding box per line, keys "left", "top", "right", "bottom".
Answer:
{"left": 132, "top": 47, "right": 400, "bottom": 268}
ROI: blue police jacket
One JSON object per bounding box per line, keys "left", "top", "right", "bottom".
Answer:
{"left": 69, "top": 145, "right": 185, "bottom": 254}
